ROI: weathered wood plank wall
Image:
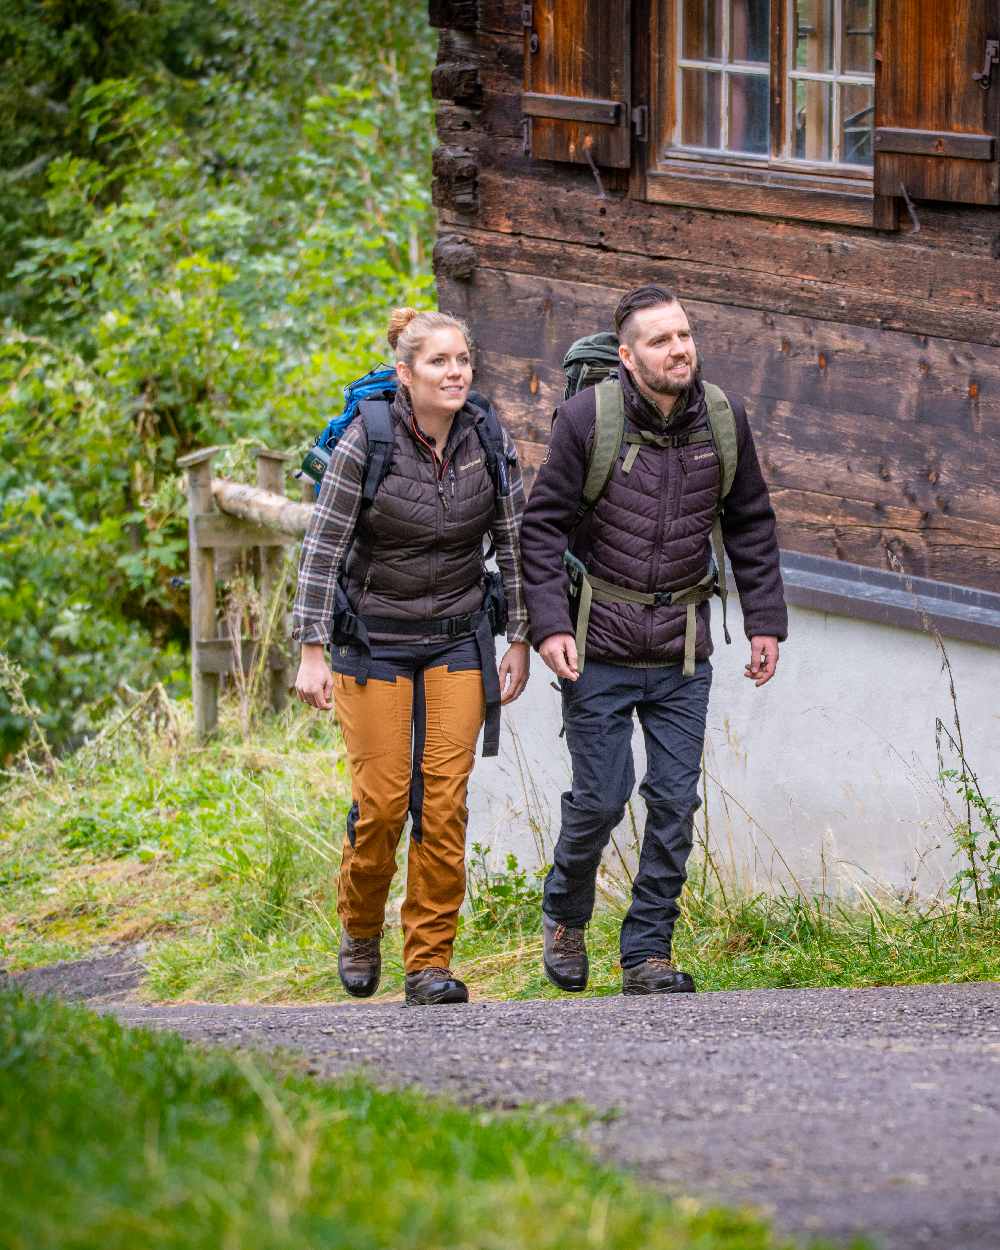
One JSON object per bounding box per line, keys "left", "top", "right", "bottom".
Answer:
{"left": 428, "top": 3, "right": 1000, "bottom": 595}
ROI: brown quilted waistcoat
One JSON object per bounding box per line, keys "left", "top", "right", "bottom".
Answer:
{"left": 341, "top": 393, "right": 495, "bottom": 634}
{"left": 573, "top": 371, "right": 721, "bottom": 664}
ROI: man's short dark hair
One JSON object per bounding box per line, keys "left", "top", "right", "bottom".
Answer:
{"left": 613, "top": 285, "right": 679, "bottom": 344}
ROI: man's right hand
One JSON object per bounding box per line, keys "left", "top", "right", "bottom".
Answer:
{"left": 539, "top": 633, "right": 580, "bottom": 682}
{"left": 295, "top": 644, "right": 334, "bottom": 710}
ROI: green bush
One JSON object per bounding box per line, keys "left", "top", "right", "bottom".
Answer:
{"left": 467, "top": 843, "right": 546, "bottom": 936}
{"left": 0, "top": 1, "right": 436, "bottom": 754}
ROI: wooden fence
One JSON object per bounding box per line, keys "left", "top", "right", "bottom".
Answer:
{"left": 176, "top": 447, "right": 313, "bottom": 737}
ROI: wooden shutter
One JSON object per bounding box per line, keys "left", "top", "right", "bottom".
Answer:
{"left": 522, "top": 0, "right": 632, "bottom": 169}
{"left": 875, "top": 0, "right": 999, "bottom": 205}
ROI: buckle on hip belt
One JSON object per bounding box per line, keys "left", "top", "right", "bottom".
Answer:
{"left": 652, "top": 590, "right": 674, "bottom": 607}
{"left": 446, "top": 613, "right": 473, "bottom": 638}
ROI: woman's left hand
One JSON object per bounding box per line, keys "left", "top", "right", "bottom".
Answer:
{"left": 498, "top": 641, "right": 530, "bottom": 705}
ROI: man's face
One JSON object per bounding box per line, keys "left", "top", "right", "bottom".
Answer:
{"left": 619, "top": 302, "right": 697, "bottom": 397}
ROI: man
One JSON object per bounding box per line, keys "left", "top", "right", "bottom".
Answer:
{"left": 520, "top": 285, "right": 787, "bottom": 995}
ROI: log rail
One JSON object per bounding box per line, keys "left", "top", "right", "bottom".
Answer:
{"left": 176, "top": 446, "right": 314, "bottom": 737}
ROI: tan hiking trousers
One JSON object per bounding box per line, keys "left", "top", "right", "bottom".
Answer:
{"left": 333, "top": 664, "right": 485, "bottom": 971}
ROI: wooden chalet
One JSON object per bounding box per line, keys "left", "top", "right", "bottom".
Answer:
{"left": 428, "top": 0, "right": 1000, "bottom": 643}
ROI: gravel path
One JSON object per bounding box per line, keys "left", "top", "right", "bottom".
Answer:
{"left": 11, "top": 955, "right": 999, "bottom": 1248}
{"left": 92, "top": 981, "right": 1000, "bottom": 1250}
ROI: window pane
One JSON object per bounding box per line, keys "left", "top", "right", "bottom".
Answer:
{"left": 843, "top": 0, "right": 875, "bottom": 73}
{"left": 729, "top": 73, "right": 769, "bottom": 153}
{"left": 683, "top": 0, "right": 724, "bottom": 61}
{"left": 794, "top": 0, "right": 834, "bottom": 72}
{"left": 840, "top": 81, "right": 873, "bottom": 164}
{"left": 681, "top": 68, "right": 722, "bottom": 147}
{"left": 731, "top": 0, "right": 770, "bottom": 64}
{"left": 793, "top": 78, "right": 833, "bottom": 161}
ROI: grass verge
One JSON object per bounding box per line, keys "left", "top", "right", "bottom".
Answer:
{"left": 1, "top": 696, "right": 998, "bottom": 1002}
{"left": 0, "top": 987, "right": 818, "bottom": 1250}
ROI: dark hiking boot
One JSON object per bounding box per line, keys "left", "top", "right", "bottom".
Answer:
{"left": 404, "top": 966, "right": 469, "bottom": 1006}
{"left": 542, "top": 912, "right": 588, "bottom": 992}
{"left": 622, "top": 957, "right": 696, "bottom": 996}
{"left": 338, "top": 930, "right": 382, "bottom": 998}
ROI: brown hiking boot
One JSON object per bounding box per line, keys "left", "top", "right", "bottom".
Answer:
{"left": 622, "top": 957, "right": 695, "bottom": 996}
{"left": 404, "top": 966, "right": 469, "bottom": 1006}
{"left": 338, "top": 930, "right": 382, "bottom": 998}
{"left": 542, "top": 912, "right": 588, "bottom": 992}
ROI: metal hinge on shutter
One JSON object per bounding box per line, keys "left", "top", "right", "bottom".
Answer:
{"left": 522, "top": 3, "right": 539, "bottom": 54}
{"left": 631, "top": 105, "right": 649, "bottom": 143}
{"left": 972, "top": 39, "right": 998, "bottom": 89}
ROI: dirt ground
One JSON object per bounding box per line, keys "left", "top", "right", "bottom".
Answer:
{"left": 12, "top": 950, "right": 1000, "bottom": 1250}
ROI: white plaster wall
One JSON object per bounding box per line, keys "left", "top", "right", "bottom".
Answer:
{"left": 469, "top": 602, "right": 1000, "bottom": 896}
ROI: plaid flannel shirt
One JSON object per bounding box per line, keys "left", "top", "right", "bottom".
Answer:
{"left": 291, "top": 406, "right": 530, "bottom": 647}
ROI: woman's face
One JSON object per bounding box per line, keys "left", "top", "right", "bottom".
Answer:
{"left": 397, "top": 327, "right": 472, "bottom": 419}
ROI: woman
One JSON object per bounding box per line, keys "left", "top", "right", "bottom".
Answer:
{"left": 292, "top": 308, "right": 530, "bottom": 1006}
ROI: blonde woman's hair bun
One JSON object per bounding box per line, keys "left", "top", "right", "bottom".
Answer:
{"left": 387, "top": 307, "right": 420, "bottom": 351}
{"left": 386, "top": 307, "right": 473, "bottom": 366}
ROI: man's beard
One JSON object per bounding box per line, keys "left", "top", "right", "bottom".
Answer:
{"left": 634, "top": 354, "right": 701, "bottom": 397}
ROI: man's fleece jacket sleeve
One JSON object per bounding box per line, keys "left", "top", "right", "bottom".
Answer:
{"left": 520, "top": 400, "right": 591, "bottom": 649}
{"left": 723, "top": 400, "right": 788, "bottom": 642}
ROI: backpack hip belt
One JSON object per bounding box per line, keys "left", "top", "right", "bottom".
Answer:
{"left": 564, "top": 552, "right": 719, "bottom": 677}
{"left": 358, "top": 609, "right": 502, "bottom": 757}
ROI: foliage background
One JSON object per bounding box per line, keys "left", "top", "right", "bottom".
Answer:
{"left": 0, "top": 0, "right": 437, "bottom": 755}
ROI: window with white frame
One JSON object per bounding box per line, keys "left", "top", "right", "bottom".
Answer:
{"left": 788, "top": 0, "right": 875, "bottom": 165}
{"left": 677, "top": 0, "right": 771, "bottom": 156}
{"left": 670, "top": 0, "right": 875, "bottom": 171}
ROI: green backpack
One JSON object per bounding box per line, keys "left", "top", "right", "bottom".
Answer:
{"left": 558, "top": 332, "right": 739, "bottom": 675}
{"left": 562, "top": 331, "right": 622, "bottom": 399}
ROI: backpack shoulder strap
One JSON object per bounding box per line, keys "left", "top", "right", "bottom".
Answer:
{"left": 577, "top": 379, "right": 625, "bottom": 522}
{"left": 468, "top": 396, "right": 510, "bottom": 497}
{"left": 357, "top": 399, "right": 395, "bottom": 507}
{"left": 701, "top": 382, "right": 738, "bottom": 649}
{"left": 702, "top": 382, "right": 738, "bottom": 502}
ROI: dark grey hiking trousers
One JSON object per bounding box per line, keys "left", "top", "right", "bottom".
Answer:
{"left": 543, "top": 659, "right": 712, "bottom": 967}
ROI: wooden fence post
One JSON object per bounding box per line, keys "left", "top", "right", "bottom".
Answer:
{"left": 177, "top": 447, "right": 221, "bottom": 738}
{"left": 255, "top": 449, "right": 293, "bottom": 713}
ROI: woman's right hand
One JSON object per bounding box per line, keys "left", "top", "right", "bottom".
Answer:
{"left": 295, "top": 644, "right": 334, "bottom": 710}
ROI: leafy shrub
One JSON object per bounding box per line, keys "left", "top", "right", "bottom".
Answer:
{"left": 467, "top": 842, "right": 545, "bottom": 935}
{"left": 0, "top": 1, "right": 437, "bottom": 755}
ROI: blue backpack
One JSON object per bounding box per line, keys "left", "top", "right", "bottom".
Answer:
{"left": 300, "top": 364, "right": 510, "bottom": 505}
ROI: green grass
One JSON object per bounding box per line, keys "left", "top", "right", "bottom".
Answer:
{"left": 1, "top": 695, "right": 998, "bottom": 1003}
{"left": 0, "top": 987, "right": 819, "bottom": 1250}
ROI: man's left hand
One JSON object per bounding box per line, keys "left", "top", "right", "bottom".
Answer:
{"left": 745, "top": 636, "right": 779, "bottom": 687}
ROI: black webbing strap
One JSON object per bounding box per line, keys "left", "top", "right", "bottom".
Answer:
{"left": 330, "top": 584, "right": 374, "bottom": 685}
{"left": 358, "top": 399, "right": 394, "bottom": 507}
{"left": 358, "top": 609, "right": 501, "bottom": 757}
{"left": 360, "top": 610, "right": 485, "bottom": 639}
{"left": 474, "top": 614, "right": 501, "bottom": 758}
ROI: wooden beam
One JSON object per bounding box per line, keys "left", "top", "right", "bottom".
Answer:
{"left": 874, "top": 128, "right": 996, "bottom": 161}
{"left": 522, "top": 93, "right": 625, "bottom": 126}
{"left": 194, "top": 514, "right": 296, "bottom": 548}
{"left": 210, "top": 479, "right": 313, "bottom": 537}
{"left": 428, "top": 0, "right": 479, "bottom": 29}
{"left": 182, "top": 452, "right": 219, "bottom": 738}
{"left": 432, "top": 61, "right": 481, "bottom": 104}
{"left": 256, "top": 450, "right": 291, "bottom": 714}
{"left": 195, "top": 639, "right": 289, "bottom": 676}
{"left": 434, "top": 233, "right": 478, "bottom": 279}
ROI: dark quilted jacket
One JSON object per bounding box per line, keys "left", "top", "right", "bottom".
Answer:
{"left": 520, "top": 369, "right": 787, "bottom": 665}
{"left": 342, "top": 393, "right": 496, "bottom": 636}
